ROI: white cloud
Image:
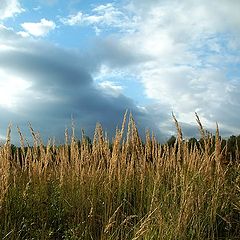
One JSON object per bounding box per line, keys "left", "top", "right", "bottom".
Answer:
{"left": 17, "top": 31, "right": 30, "bottom": 38}
{"left": 60, "top": 3, "right": 138, "bottom": 34}
{"left": 21, "top": 18, "right": 56, "bottom": 37}
{"left": 0, "top": 69, "right": 31, "bottom": 110}
{"left": 123, "top": 0, "right": 240, "bottom": 134}
{"left": 98, "top": 81, "right": 123, "bottom": 97}
{"left": 82, "top": 0, "right": 240, "bottom": 136}
{"left": 62, "top": 11, "right": 83, "bottom": 26}
{"left": 0, "top": 0, "right": 24, "bottom": 20}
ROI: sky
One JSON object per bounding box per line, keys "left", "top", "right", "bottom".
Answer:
{"left": 0, "top": 0, "right": 240, "bottom": 144}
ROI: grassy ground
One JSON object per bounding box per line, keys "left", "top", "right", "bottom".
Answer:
{"left": 0, "top": 113, "right": 239, "bottom": 239}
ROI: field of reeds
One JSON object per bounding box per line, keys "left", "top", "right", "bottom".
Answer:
{"left": 0, "top": 112, "right": 240, "bottom": 239}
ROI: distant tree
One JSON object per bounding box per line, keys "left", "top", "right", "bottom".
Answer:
{"left": 198, "top": 138, "right": 205, "bottom": 150}
{"left": 167, "top": 136, "right": 176, "bottom": 147}
{"left": 82, "top": 135, "right": 92, "bottom": 146}
{"left": 188, "top": 137, "right": 198, "bottom": 148}
{"left": 237, "top": 135, "right": 240, "bottom": 148}
{"left": 221, "top": 139, "right": 227, "bottom": 150}
{"left": 227, "top": 135, "right": 237, "bottom": 161}
{"left": 11, "top": 144, "right": 17, "bottom": 154}
{"left": 228, "top": 135, "right": 236, "bottom": 149}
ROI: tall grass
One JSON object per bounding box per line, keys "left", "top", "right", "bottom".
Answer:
{"left": 0, "top": 112, "right": 239, "bottom": 239}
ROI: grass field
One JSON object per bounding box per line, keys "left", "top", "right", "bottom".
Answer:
{"left": 0, "top": 112, "right": 239, "bottom": 239}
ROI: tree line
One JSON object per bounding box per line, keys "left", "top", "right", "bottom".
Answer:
{"left": 167, "top": 134, "right": 240, "bottom": 163}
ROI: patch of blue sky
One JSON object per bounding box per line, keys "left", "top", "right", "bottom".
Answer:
{"left": 3, "top": 0, "right": 127, "bottom": 47}
{"left": 53, "top": 25, "right": 123, "bottom": 49}
{"left": 51, "top": 24, "right": 97, "bottom": 48}
{"left": 188, "top": 32, "right": 239, "bottom": 69}
{"left": 122, "top": 77, "right": 153, "bottom": 106}
{"left": 2, "top": 1, "right": 60, "bottom": 32}
{"left": 226, "top": 62, "right": 240, "bottom": 82}
{"left": 68, "top": 0, "right": 117, "bottom": 12}
{"left": 172, "top": 32, "right": 240, "bottom": 93}
{"left": 95, "top": 71, "right": 153, "bottom": 106}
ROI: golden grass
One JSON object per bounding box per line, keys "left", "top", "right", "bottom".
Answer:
{"left": 0, "top": 113, "right": 239, "bottom": 239}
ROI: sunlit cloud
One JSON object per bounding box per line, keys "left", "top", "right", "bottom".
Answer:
{"left": 60, "top": 3, "right": 138, "bottom": 34}
{"left": 21, "top": 18, "right": 56, "bottom": 37}
{"left": 0, "top": 0, "right": 24, "bottom": 20}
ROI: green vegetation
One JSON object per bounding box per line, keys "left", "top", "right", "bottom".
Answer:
{"left": 0, "top": 113, "right": 240, "bottom": 239}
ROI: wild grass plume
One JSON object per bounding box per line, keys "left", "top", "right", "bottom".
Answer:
{"left": 0, "top": 113, "right": 239, "bottom": 239}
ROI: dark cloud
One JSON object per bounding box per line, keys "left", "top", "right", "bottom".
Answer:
{"left": 91, "top": 37, "right": 151, "bottom": 68}
{"left": 1, "top": 1, "right": 239, "bottom": 146}
{"left": 0, "top": 26, "right": 168, "bottom": 144}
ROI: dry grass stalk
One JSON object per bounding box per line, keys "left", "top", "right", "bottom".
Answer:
{"left": 0, "top": 125, "right": 11, "bottom": 208}
{"left": 0, "top": 113, "right": 239, "bottom": 239}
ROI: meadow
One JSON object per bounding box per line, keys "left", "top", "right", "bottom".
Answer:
{"left": 0, "top": 112, "right": 239, "bottom": 239}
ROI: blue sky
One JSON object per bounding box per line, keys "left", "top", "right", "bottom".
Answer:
{"left": 0, "top": 0, "right": 240, "bottom": 143}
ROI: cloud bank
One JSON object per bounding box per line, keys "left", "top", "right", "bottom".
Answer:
{"left": 1, "top": 0, "right": 240, "bottom": 144}
{"left": 73, "top": 0, "right": 240, "bottom": 136}
{"left": 125, "top": 0, "right": 240, "bottom": 134}
{"left": 0, "top": 25, "right": 168, "bottom": 144}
